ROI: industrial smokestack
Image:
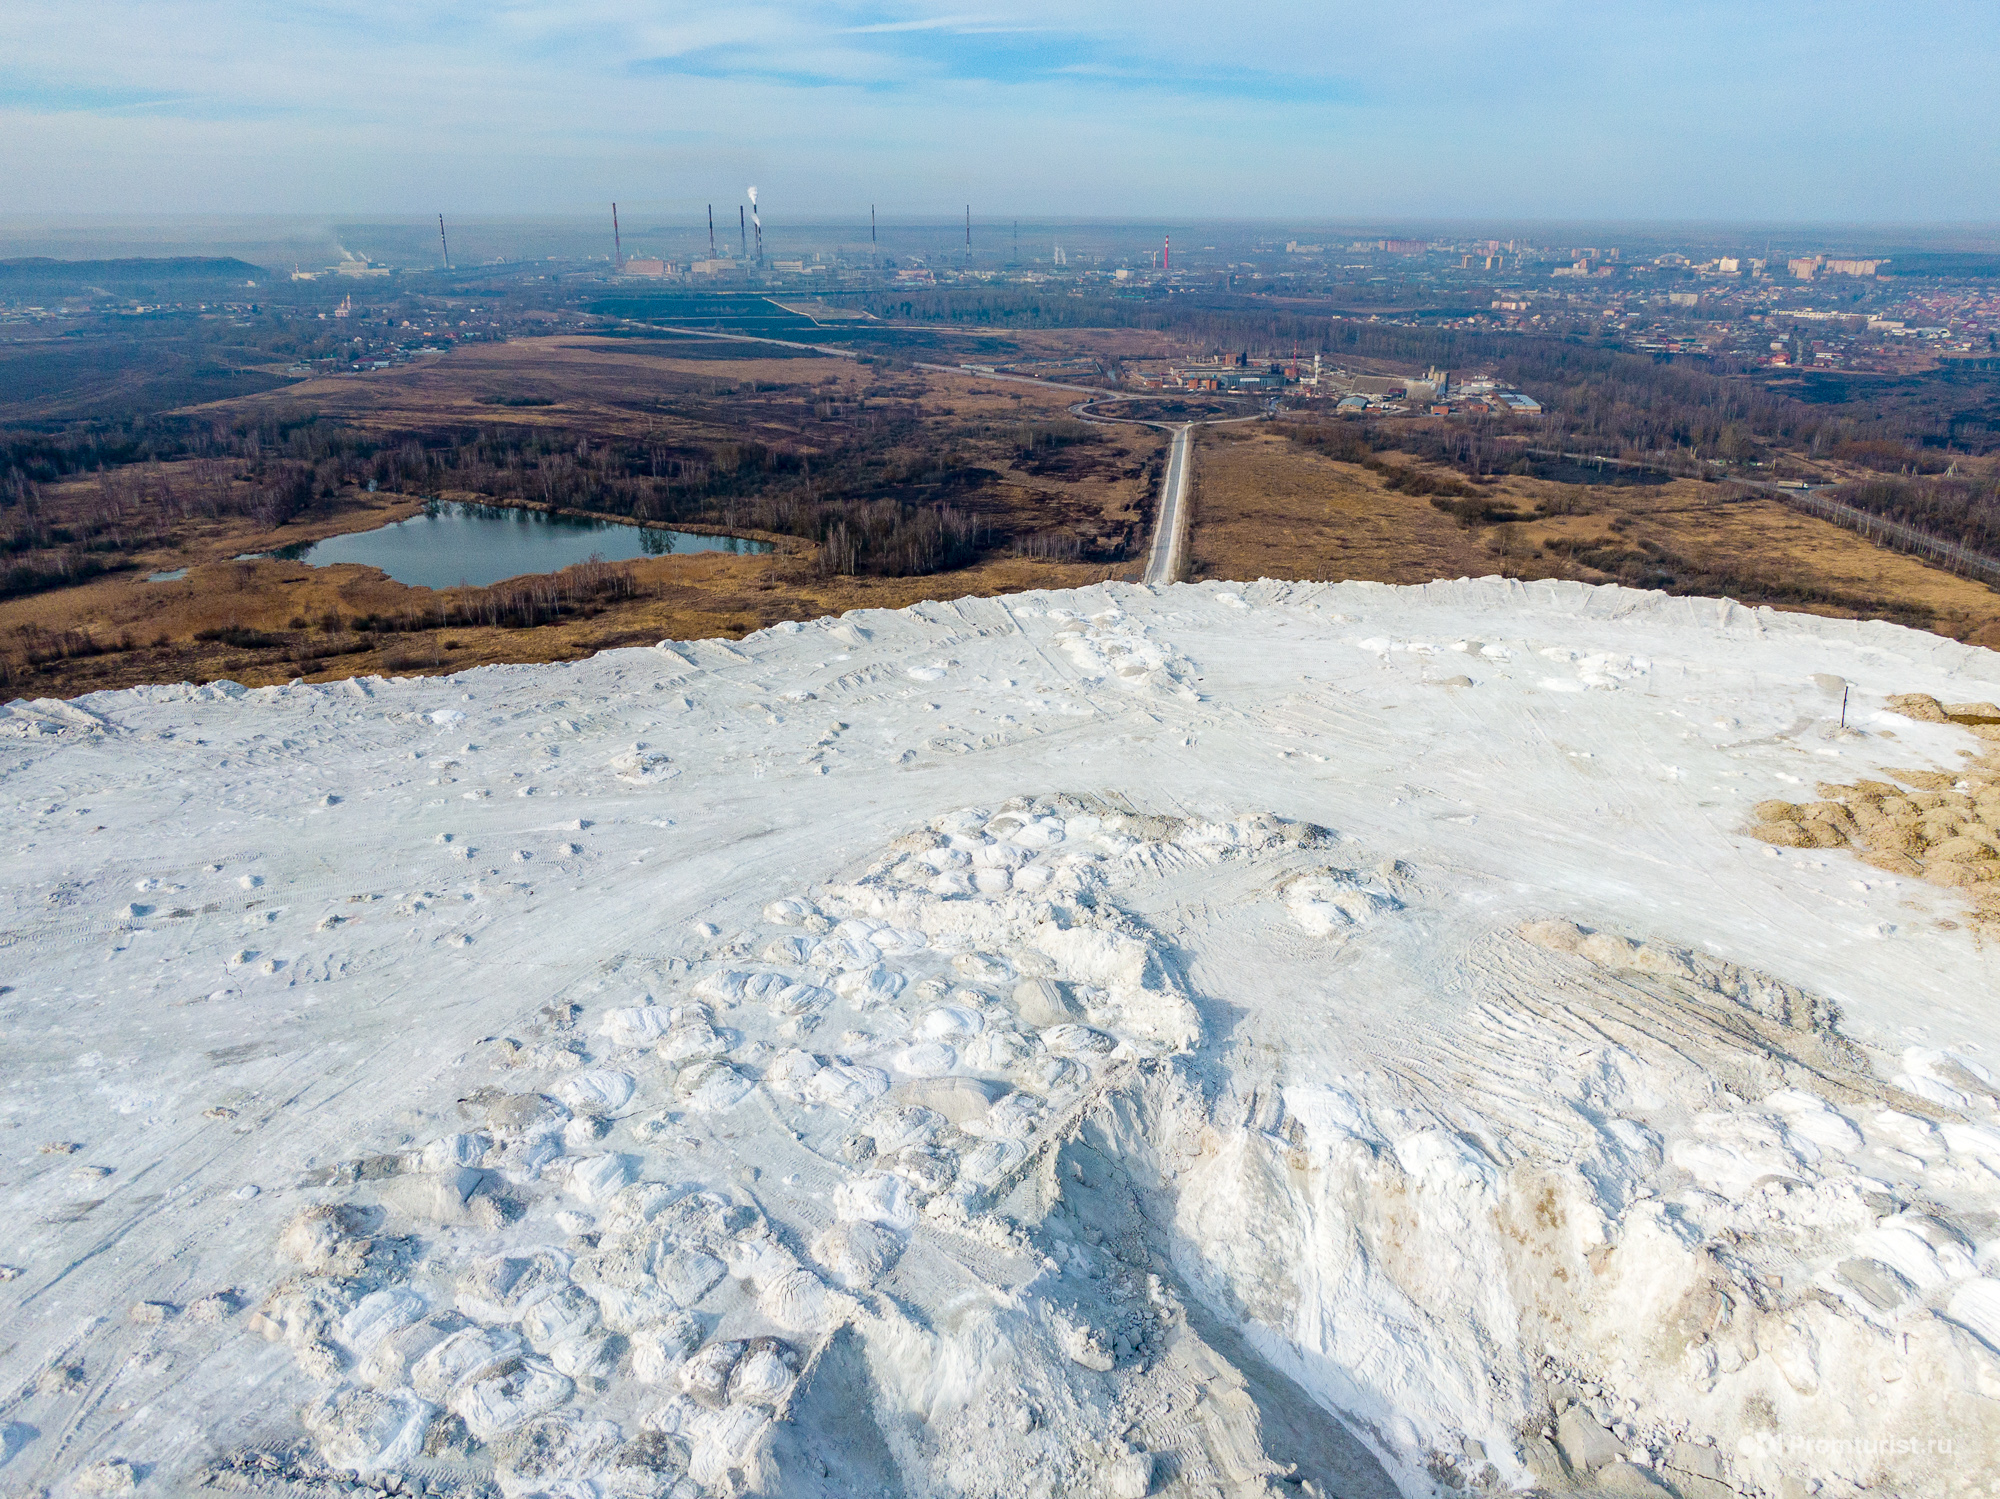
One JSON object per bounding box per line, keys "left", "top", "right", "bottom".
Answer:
{"left": 1164, "top": 234, "right": 1169, "bottom": 275}
{"left": 612, "top": 202, "right": 623, "bottom": 270}
{"left": 708, "top": 204, "right": 715, "bottom": 258}
{"left": 871, "top": 204, "right": 876, "bottom": 244}
{"left": 438, "top": 214, "right": 450, "bottom": 271}
{"left": 739, "top": 205, "right": 747, "bottom": 258}
{"left": 748, "top": 186, "right": 762, "bottom": 268}
{"left": 965, "top": 205, "right": 970, "bottom": 246}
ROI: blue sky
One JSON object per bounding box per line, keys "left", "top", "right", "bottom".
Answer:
{"left": 3, "top": 1, "right": 1995, "bottom": 220}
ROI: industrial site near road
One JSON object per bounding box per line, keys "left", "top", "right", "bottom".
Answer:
{"left": 4, "top": 577, "right": 2000, "bottom": 1499}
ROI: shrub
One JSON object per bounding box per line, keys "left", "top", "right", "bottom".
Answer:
{"left": 194, "top": 624, "right": 282, "bottom": 649}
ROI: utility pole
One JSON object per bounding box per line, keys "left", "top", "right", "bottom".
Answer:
{"left": 438, "top": 214, "right": 450, "bottom": 270}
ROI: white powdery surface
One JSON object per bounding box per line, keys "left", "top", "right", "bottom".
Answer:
{"left": 1, "top": 576, "right": 1998, "bottom": 1499}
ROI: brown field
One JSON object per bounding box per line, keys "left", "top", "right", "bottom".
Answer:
{"left": 3, "top": 338, "right": 1163, "bottom": 698}
{"left": 214, "top": 337, "right": 867, "bottom": 438}
{"left": 1186, "top": 425, "right": 2000, "bottom": 649}
{"left": 1, "top": 537, "right": 1130, "bottom": 699}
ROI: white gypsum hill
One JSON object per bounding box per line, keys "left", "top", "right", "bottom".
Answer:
{"left": 0, "top": 576, "right": 1997, "bottom": 1499}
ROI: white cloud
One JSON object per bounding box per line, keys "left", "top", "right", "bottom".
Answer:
{"left": 841, "top": 15, "right": 1000, "bottom": 35}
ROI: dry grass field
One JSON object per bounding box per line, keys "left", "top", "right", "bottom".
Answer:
{"left": 1186, "top": 424, "right": 2000, "bottom": 648}
{"left": 13, "top": 327, "right": 2000, "bottom": 701}
{"left": 3, "top": 339, "right": 1162, "bottom": 698}
{"left": 1, "top": 538, "right": 1129, "bottom": 697}
{"left": 216, "top": 337, "right": 863, "bottom": 439}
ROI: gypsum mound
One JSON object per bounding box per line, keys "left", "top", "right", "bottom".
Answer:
{"left": 232, "top": 798, "right": 1373, "bottom": 1497}
{"left": 227, "top": 797, "right": 2000, "bottom": 1499}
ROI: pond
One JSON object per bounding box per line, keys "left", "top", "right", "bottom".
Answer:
{"left": 272, "top": 502, "right": 770, "bottom": 589}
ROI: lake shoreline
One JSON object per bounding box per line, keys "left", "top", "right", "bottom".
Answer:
{"left": 420, "top": 490, "right": 802, "bottom": 555}
{"left": 269, "top": 499, "right": 776, "bottom": 590}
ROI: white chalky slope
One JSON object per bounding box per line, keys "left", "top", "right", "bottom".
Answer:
{"left": 2, "top": 577, "right": 1999, "bottom": 1499}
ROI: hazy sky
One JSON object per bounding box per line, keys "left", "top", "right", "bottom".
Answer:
{"left": 5, "top": 0, "right": 1995, "bottom": 221}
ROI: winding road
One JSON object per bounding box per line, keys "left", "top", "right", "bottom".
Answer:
{"left": 1066, "top": 398, "right": 1267, "bottom": 587}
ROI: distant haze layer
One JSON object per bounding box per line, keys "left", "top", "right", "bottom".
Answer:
{"left": 3, "top": 218, "right": 1999, "bottom": 273}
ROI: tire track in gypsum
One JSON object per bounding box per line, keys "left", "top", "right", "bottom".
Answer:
{"left": 1412, "top": 950, "right": 1757, "bottom": 1152}
{"left": 1474, "top": 972, "right": 1762, "bottom": 1095}
{"left": 1471, "top": 939, "right": 1878, "bottom": 1114}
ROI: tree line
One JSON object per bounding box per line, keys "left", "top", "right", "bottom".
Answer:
{"left": 0, "top": 404, "right": 1119, "bottom": 600}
